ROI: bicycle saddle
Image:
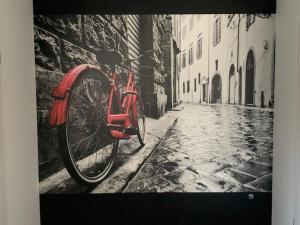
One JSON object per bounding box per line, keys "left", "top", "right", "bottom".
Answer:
{"left": 97, "top": 49, "right": 123, "bottom": 65}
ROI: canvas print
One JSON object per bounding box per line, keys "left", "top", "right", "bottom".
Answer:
{"left": 35, "top": 14, "right": 275, "bottom": 193}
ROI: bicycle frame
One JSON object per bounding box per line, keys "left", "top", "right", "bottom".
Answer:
{"left": 106, "top": 68, "right": 139, "bottom": 140}
{"left": 49, "top": 63, "right": 140, "bottom": 140}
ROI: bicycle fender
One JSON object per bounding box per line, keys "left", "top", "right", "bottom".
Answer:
{"left": 49, "top": 64, "right": 110, "bottom": 127}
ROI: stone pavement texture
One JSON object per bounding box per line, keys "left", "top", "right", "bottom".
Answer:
{"left": 124, "top": 104, "right": 273, "bottom": 193}
{"left": 39, "top": 107, "right": 181, "bottom": 193}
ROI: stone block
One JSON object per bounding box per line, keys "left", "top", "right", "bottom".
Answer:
{"left": 231, "top": 161, "right": 272, "bottom": 178}
{"left": 35, "top": 66, "right": 64, "bottom": 112}
{"left": 215, "top": 168, "right": 256, "bottom": 184}
{"left": 102, "top": 15, "right": 112, "bottom": 23}
{"left": 61, "top": 40, "right": 98, "bottom": 72}
{"left": 111, "top": 15, "right": 127, "bottom": 37}
{"left": 246, "top": 174, "right": 272, "bottom": 191}
{"left": 35, "top": 67, "right": 64, "bottom": 169}
{"left": 153, "top": 24, "right": 162, "bottom": 41}
{"left": 34, "top": 26, "right": 61, "bottom": 72}
{"left": 34, "top": 15, "right": 82, "bottom": 43}
{"left": 104, "top": 23, "right": 117, "bottom": 49}
{"left": 83, "top": 15, "right": 106, "bottom": 52}
{"left": 153, "top": 83, "right": 165, "bottom": 95}
{"left": 154, "top": 70, "right": 166, "bottom": 86}
{"left": 152, "top": 92, "right": 167, "bottom": 119}
{"left": 37, "top": 117, "right": 60, "bottom": 169}
{"left": 115, "top": 34, "right": 128, "bottom": 57}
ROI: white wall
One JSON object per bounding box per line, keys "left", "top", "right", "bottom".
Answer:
{"left": 239, "top": 15, "right": 275, "bottom": 107}
{"left": 0, "top": 0, "right": 40, "bottom": 224}
{"left": 295, "top": 26, "right": 300, "bottom": 225}
{"left": 0, "top": 0, "right": 298, "bottom": 224}
{"left": 0, "top": 46, "right": 7, "bottom": 225}
{"left": 273, "top": 0, "right": 300, "bottom": 224}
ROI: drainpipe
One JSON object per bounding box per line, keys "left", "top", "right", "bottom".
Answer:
{"left": 236, "top": 14, "right": 241, "bottom": 105}
{"left": 207, "top": 16, "right": 210, "bottom": 104}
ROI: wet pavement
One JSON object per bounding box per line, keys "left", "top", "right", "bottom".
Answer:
{"left": 124, "top": 103, "right": 273, "bottom": 192}
{"left": 39, "top": 107, "right": 181, "bottom": 193}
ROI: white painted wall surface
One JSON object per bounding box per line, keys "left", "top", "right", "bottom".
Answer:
{"left": 0, "top": 0, "right": 298, "bottom": 225}
{"left": 0, "top": 0, "right": 40, "bottom": 224}
{"left": 273, "top": 0, "right": 300, "bottom": 224}
{"left": 0, "top": 38, "right": 7, "bottom": 225}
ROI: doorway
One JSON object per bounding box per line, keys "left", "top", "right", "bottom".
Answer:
{"left": 202, "top": 83, "right": 206, "bottom": 102}
{"left": 245, "top": 50, "right": 255, "bottom": 105}
{"left": 238, "top": 67, "right": 242, "bottom": 105}
{"left": 228, "top": 64, "right": 235, "bottom": 104}
{"left": 211, "top": 74, "right": 222, "bottom": 103}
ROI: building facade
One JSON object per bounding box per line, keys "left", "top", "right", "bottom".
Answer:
{"left": 177, "top": 14, "right": 275, "bottom": 108}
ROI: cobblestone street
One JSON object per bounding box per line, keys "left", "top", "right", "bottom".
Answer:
{"left": 125, "top": 103, "right": 273, "bottom": 192}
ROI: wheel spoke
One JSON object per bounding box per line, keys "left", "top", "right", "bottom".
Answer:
{"left": 70, "top": 131, "right": 97, "bottom": 149}
{"left": 70, "top": 122, "right": 102, "bottom": 126}
{"left": 70, "top": 90, "right": 92, "bottom": 105}
{"left": 69, "top": 130, "right": 91, "bottom": 138}
{"left": 78, "top": 136, "right": 94, "bottom": 170}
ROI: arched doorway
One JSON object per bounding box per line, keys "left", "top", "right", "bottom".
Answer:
{"left": 245, "top": 50, "right": 255, "bottom": 105}
{"left": 211, "top": 74, "right": 222, "bottom": 103}
{"left": 228, "top": 64, "right": 235, "bottom": 104}
{"left": 238, "top": 67, "right": 242, "bottom": 105}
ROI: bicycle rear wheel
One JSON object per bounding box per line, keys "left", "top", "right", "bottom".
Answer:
{"left": 58, "top": 69, "right": 119, "bottom": 185}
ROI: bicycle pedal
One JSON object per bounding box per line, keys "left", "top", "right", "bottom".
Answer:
{"left": 124, "top": 127, "right": 138, "bottom": 135}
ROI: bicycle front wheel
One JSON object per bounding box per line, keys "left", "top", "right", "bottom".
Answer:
{"left": 58, "top": 69, "right": 119, "bottom": 185}
{"left": 136, "top": 95, "right": 146, "bottom": 146}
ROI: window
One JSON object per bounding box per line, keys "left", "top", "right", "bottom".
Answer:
{"left": 246, "top": 14, "right": 255, "bottom": 31}
{"left": 196, "top": 37, "right": 202, "bottom": 59}
{"left": 182, "top": 25, "right": 187, "bottom": 40}
{"left": 213, "top": 16, "right": 221, "bottom": 46}
{"left": 194, "top": 78, "right": 197, "bottom": 92}
{"left": 187, "top": 80, "right": 190, "bottom": 93}
{"left": 182, "top": 52, "right": 186, "bottom": 68}
{"left": 188, "top": 47, "right": 194, "bottom": 65}
{"left": 183, "top": 82, "right": 185, "bottom": 93}
{"left": 189, "top": 16, "right": 194, "bottom": 30}
{"left": 198, "top": 73, "right": 201, "bottom": 84}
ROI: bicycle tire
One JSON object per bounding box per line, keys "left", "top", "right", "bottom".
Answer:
{"left": 58, "top": 69, "right": 119, "bottom": 185}
{"left": 136, "top": 95, "right": 146, "bottom": 146}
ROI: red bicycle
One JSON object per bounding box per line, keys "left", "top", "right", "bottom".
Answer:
{"left": 49, "top": 49, "right": 148, "bottom": 184}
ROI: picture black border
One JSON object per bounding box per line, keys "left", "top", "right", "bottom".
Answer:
{"left": 40, "top": 192, "right": 272, "bottom": 225}
{"left": 35, "top": 0, "right": 275, "bottom": 224}
{"left": 33, "top": 0, "right": 276, "bottom": 14}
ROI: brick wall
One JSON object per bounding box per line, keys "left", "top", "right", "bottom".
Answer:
{"left": 34, "top": 15, "right": 171, "bottom": 178}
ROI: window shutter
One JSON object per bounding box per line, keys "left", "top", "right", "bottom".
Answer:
{"left": 126, "top": 15, "right": 142, "bottom": 73}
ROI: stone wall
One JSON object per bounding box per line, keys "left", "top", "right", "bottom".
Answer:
{"left": 163, "top": 16, "right": 173, "bottom": 110}
{"left": 34, "top": 15, "right": 171, "bottom": 178}
{"left": 150, "top": 15, "right": 170, "bottom": 118}
{"left": 34, "top": 15, "right": 129, "bottom": 178}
